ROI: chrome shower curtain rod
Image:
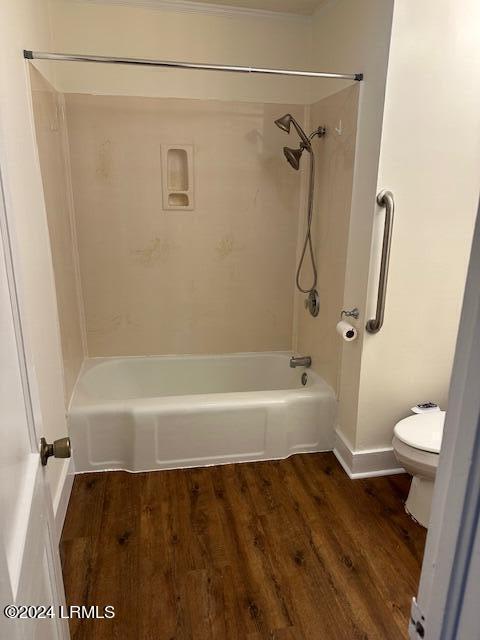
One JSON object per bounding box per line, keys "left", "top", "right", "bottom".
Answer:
{"left": 23, "top": 50, "right": 363, "bottom": 82}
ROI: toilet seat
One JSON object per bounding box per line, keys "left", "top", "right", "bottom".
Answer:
{"left": 394, "top": 411, "right": 445, "bottom": 454}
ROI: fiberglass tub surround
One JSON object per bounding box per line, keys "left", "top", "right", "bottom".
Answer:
{"left": 69, "top": 352, "right": 336, "bottom": 473}
{"left": 31, "top": 61, "right": 360, "bottom": 479}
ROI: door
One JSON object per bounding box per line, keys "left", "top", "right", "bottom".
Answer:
{"left": 0, "top": 169, "right": 69, "bottom": 639}
{"left": 410, "top": 203, "right": 480, "bottom": 639}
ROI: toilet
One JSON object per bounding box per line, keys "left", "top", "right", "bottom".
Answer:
{"left": 392, "top": 411, "right": 445, "bottom": 528}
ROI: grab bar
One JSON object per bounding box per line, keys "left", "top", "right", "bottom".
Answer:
{"left": 366, "top": 189, "right": 395, "bottom": 334}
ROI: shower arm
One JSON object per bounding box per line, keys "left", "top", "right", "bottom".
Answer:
{"left": 298, "top": 127, "right": 327, "bottom": 154}
{"left": 308, "top": 127, "right": 327, "bottom": 142}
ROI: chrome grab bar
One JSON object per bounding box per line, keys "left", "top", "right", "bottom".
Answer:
{"left": 366, "top": 189, "right": 395, "bottom": 334}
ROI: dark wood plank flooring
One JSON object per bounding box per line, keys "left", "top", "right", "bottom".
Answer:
{"left": 60, "top": 453, "right": 426, "bottom": 640}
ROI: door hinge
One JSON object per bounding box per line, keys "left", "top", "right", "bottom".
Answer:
{"left": 409, "top": 597, "right": 426, "bottom": 639}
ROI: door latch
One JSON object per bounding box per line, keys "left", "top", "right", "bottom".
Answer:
{"left": 409, "top": 597, "right": 426, "bottom": 639}
{"left": 40, "top": 437, "right": 71, "bottom": 466}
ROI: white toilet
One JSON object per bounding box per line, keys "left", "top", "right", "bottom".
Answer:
{"left": 392, "top": 411, "right": 445, "bottom": 528}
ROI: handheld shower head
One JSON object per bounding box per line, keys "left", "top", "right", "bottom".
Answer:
{"left": 274, "top": 113, "right": 310, "bottom": 146}
{"left": 273, "top": 115, "right": 327, "bottom": 302}
{"left": 283, "top": 146, "right": 304, "bottom": 171}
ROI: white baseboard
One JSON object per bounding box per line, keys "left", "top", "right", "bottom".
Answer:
{"left": 53, "top": 457, "right": 75, "bottom": 543}
{"left": 334, "top": 429, "right": 405, "bottom": 479}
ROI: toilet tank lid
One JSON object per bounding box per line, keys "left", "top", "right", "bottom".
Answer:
{"left": 394, "top": 411, "right": 446, "bottom": 454}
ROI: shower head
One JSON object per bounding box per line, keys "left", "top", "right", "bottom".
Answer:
{"left": 274, "top": 113, "right": 310, "bottom": 146}
{"left": 283, "top": 146, "right": 304, "bottom": 171}
{"left": 274, "top": 114, "right": 293, "bottom": 133}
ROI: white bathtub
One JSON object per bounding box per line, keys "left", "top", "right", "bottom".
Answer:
{"left": 68, "top": 352, "right": 336, "bottom": 473}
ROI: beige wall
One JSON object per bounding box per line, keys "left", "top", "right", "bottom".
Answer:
{"left": 30, "top": 67, "right": 86, "bottom": 403}
{"left": 0, "top": 1, "right": 69, "bottom": 500}
{"left": 294, "top": 84, "right": 359, "bottom": 392}
{"left": 356, "top": 0, "right": 480, "bottom": 450}
{"left": 66, "top": 93, "right": 304, "bottom": 356}
{"left": 49, "top": 0, "right": 314, "bottom": 104}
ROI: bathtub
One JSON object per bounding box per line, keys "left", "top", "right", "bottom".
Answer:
{"left": 68, "top": 352, "right": 336, "bottom": 473}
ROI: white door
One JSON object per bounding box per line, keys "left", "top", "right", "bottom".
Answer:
{"left": 0, "top": 171, "right": 69, "bottom": 639}
{"left": 410, "top": 204, "right": 480, "bottom": 639}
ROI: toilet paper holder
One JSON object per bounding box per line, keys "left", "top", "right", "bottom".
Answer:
{"left": 341, "top": 307, "right": 359, "bottom": 320}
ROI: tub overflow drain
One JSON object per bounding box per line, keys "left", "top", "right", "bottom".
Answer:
{"left": 301, "top": 373, "right": 308, "bottom": 386}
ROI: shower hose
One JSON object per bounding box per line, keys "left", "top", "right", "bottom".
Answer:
{"left": 296, "top": 149, "right": 317, "bottom": 294}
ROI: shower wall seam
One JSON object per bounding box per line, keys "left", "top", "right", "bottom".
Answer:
{"left": 25, "top": 68, "right": 69, "bottom": 409}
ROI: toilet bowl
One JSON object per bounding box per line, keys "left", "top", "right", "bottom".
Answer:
{"left": 392, "top": 411, "right": 445, "bottom": 528}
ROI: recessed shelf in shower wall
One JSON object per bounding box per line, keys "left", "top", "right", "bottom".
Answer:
{"left": 161, "top": 144, "right": 195, "bottom": 211}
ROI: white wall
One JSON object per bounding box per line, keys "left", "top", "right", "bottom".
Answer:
{"left": 310, "top": 0, "right": 479, "bottom": 455}
{"left": 356, "top": 0, "right": 480, "bottom": 449}
{"left": 48, "top": 0, "right": 315, "bottom": 104}
{"left": 0, "top": 1, "right": 68, "bottom": 500}
{"left": 310, "top": 0, "right": 395, "bottom": 448}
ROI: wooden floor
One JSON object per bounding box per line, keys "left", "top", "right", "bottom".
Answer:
{"left": 60, "top": 453, "right": 426, "bottom": 640}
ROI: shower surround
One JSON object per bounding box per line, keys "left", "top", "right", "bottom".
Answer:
{"left": 65, "top": 94, "right": 304, "bottom": 356}
{"left": 293, "top": 85, "right": 359, "bottom": 391}
{"left": 31, "top": 69, "right": 359, "bottom": 473}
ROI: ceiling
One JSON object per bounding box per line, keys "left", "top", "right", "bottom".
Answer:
{"left": 183, "top": 0, "right": 327, "bottom": 16}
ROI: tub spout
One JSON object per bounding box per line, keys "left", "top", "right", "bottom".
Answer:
{"left": 290, "top": 356, "right": 312, "bottom": 368}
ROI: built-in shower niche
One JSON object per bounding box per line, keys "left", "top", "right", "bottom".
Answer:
{"left": 161, "top": 144, "right": 195, "bottom": 211}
